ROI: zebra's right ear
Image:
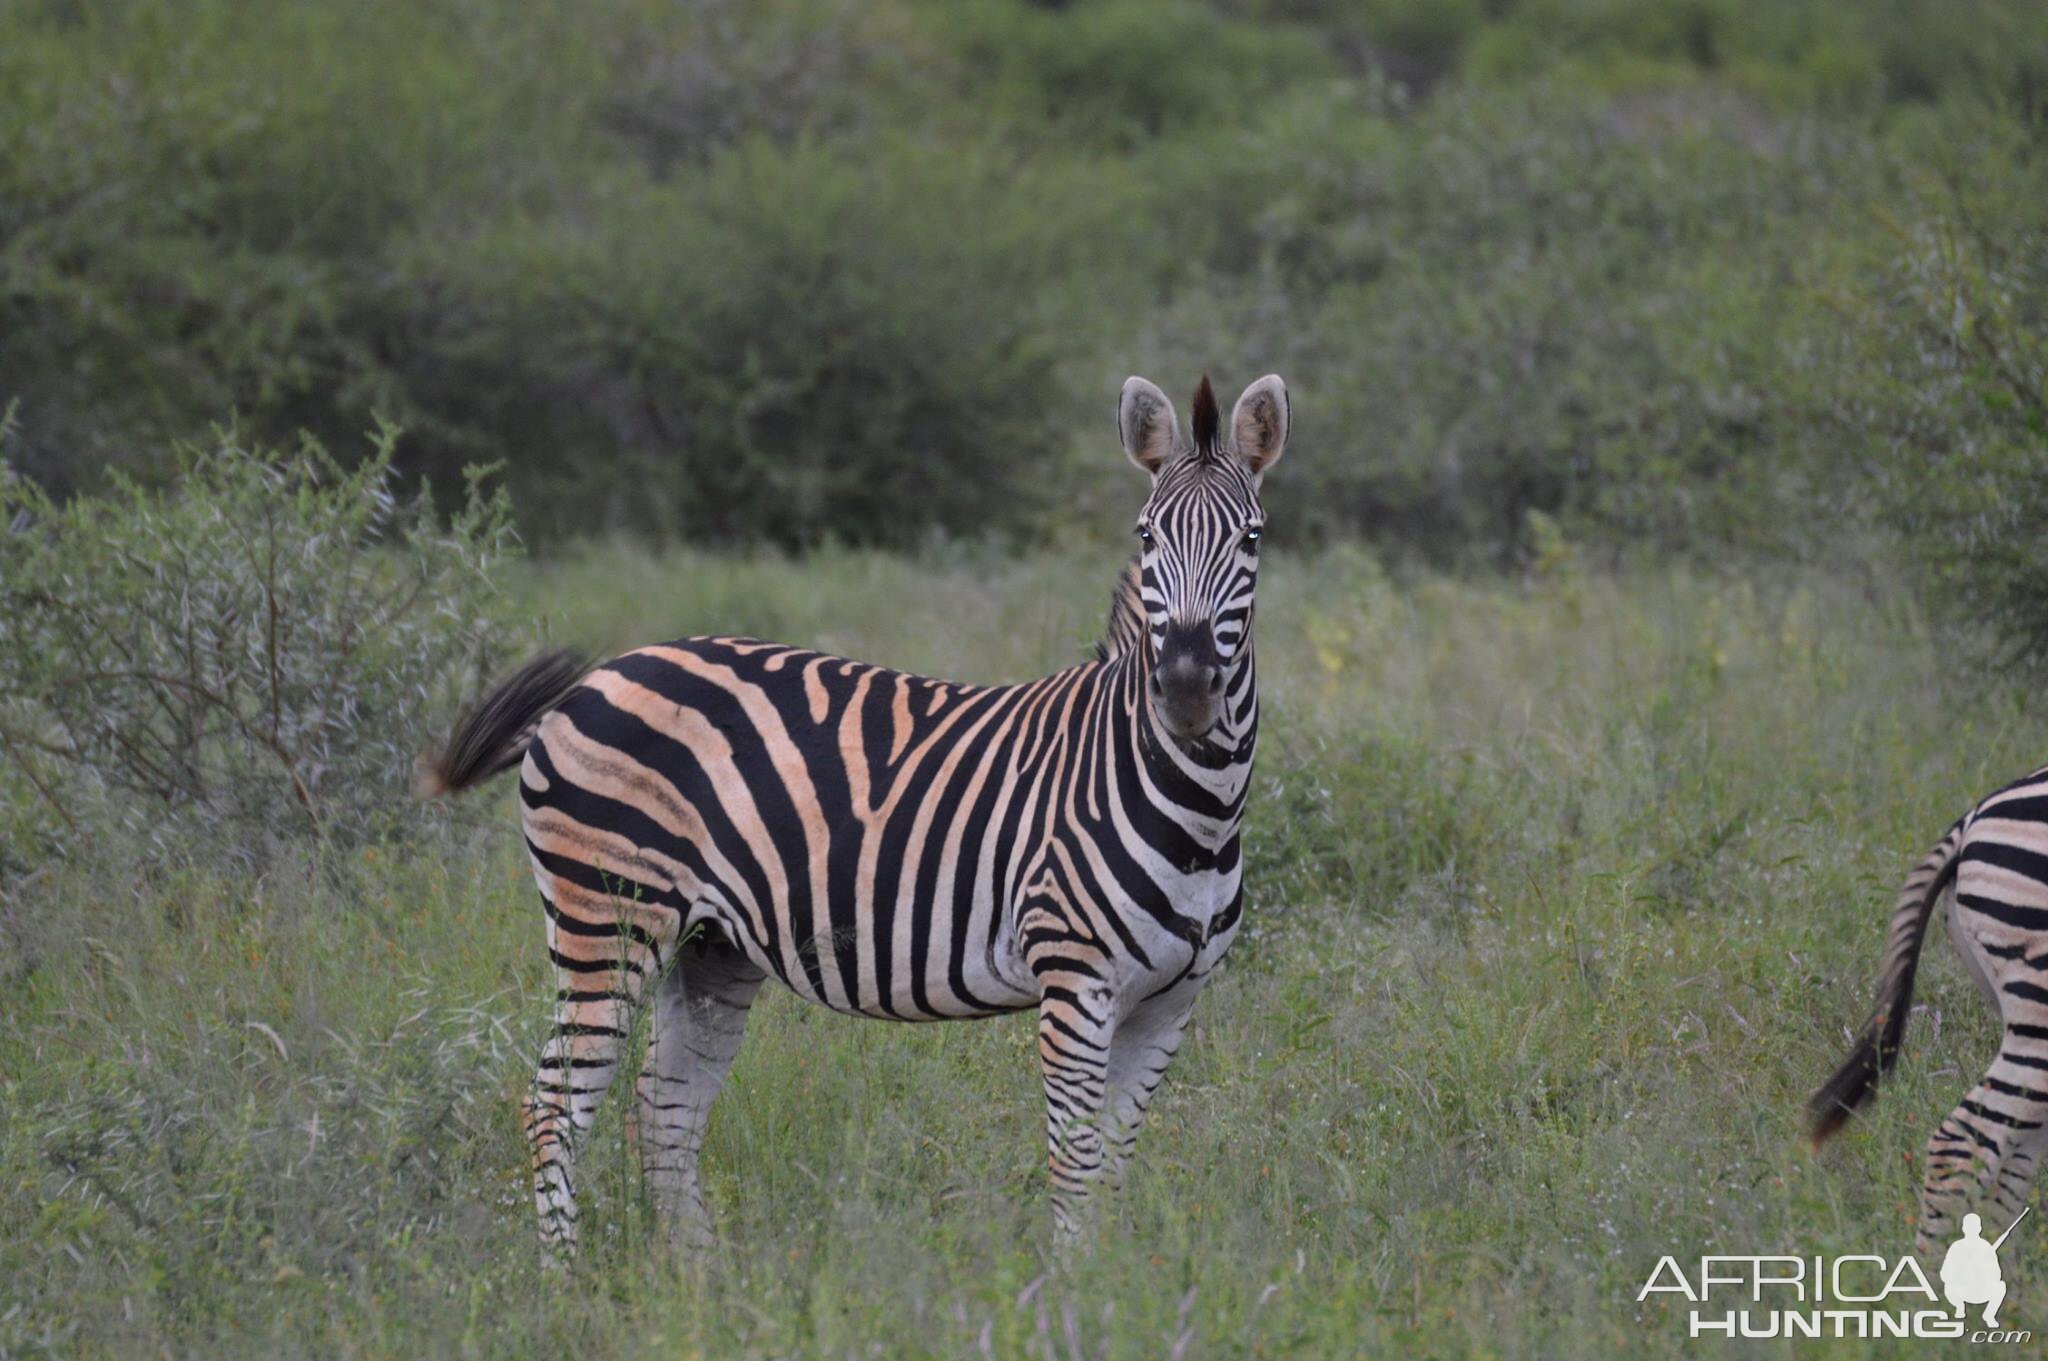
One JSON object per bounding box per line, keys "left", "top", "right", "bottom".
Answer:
{"left": 1118, "top": 376, "right": 1180, "bottom": 476}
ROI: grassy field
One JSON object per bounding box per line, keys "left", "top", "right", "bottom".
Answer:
{"left": 2, "top": 542, "right": 2042, "bottom": 1357}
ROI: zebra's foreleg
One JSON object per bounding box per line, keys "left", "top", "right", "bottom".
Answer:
{"left": 633, "top": 934, "right": 766, "bottom": 1250}
{"left": 1100, "top": 994, "right": 1196, "bottom": 1193}
{"left": 1033, "top": 964, "right": 1118, "bottom": 1247}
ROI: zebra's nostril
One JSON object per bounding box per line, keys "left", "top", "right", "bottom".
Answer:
{"left": 1207, "top": 671, "right": 1223, "bottom": 694}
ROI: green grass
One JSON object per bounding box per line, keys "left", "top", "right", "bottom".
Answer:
{"left": 3, "top": 543, "right": 2043, "bottom": 1357}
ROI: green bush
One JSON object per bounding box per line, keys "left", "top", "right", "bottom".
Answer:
{"left": 0, "top": 0, "right": 974, "bottom": 545}
{"left": 0, "top": 424, "right": 515, "bottom": 867}
{"left": 3, "top": 0, "right": 2047, "bottom": 572}
{"left": 1452, "top": 0, "right": 2048, "bottom": 108}
{"left": 388, "top": 133, "right": 1141, "bottom": 544}
{"left": 1265, "top": 0, "right": 1486, "bottom": 88}
{"left": 1826, "top": 111, "right": 2048, "bottom": 671}
{"left": 1250, "top": 729, "right": 1487, "bottom": 918}
{"left": 936, "top": 0, "right": 1331, "bottom": 145}
{"left": 599, "top": 0, "right": 923, "bottom": 172}
{"left": 1129, "top": 81, "right": 1850, "bottom": 560}
{"left": 0, "top": 0, "right": 1145, "bottom": 547}
{"left": 0, "top": 0, "right": 605, "bottom": 504}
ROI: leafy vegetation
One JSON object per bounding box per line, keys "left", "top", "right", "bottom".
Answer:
{"left": 0, "top": 426, "right": 514, "bottom": 867}
{"left": 1826, "top": 108, "right": 2048, "bottom": 670}
{"left": 4, "top": 3, "right": 2044, "bottom": 597}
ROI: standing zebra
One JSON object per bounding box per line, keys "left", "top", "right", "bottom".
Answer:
{"left": 424, "top": 374, "right": 1291, "bottom": 1255}
{"left": 1807, "top": 765, "right": 2048, "bottom": 1253}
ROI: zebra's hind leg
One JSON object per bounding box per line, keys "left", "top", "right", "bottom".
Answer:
{"left": 1100, "top": 993, "right": 1196, "bottom": 1194}
{"left": 1917, "top": 1042, "right": 2048, "bottom": 1256}
{"left": 632, "top": 930, "right": 766, "bottom": 1250}
{"left": 522, "top": 875, "right": 681, "bottom": 1265}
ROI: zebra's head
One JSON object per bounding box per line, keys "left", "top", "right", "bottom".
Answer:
{"left": 1117, "top": 372, "right": 1289, "bottom": 744}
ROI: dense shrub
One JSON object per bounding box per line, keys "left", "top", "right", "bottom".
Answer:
{"left": 599, "top": 0, "right": 922, "bottom": 173}
{"left": 387, "top": 135, "right": 1141, "bottom": 544}
{"left": 0, "top": 425, "right": 515, "bottom": 867}
{"left": 1830, "top": 111, "right": 2048, "bottom": 670}
{"left": 2, "top": 0, "right": 2046, "bottom": 577}
{"left": 1128, "top": 81, "right": 1852, "bottom": 560}
{"left": 935, "top": 0, "right": 1331, "bottom": 144}
{"left": 0, "top": 1, "right": 604, "bottom": 499}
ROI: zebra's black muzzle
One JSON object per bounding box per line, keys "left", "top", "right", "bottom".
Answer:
{"left": 1149, "top": 625, "right": 1224, "bottom": 743}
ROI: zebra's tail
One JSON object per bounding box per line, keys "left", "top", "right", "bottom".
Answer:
{"left": 1805, "top": 815, "right": 1968, "bottom": 1149}
{"left": 417, "top": 649, "right": 592, "bottom": 798}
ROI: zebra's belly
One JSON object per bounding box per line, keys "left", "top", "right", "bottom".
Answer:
{"left": 681, "top": 884, "right": 1040, "bottom": 1022}
{"left": 686, "top": 853, "right": 1245, "bottom": 1021}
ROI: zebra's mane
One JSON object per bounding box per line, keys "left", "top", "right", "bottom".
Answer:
{"left": 1189, "top": 373, "right": 1221, "bottom": 457}
{"left": 1094, "top": 553, "right": 1145, "bottom": 662}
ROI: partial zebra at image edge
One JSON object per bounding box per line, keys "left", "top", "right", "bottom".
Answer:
{"left": 417, "top": 649, "right": 595, "bottom": 799}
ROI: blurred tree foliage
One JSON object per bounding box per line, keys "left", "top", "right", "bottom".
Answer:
{"left": 2, "top": 0, "right": 2046, "bottom": 584}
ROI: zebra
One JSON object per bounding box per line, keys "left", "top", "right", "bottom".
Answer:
{"left": 422, "top": 373, "right": 1291, "bottom": 1255}
{"left": 1807, "top": 764, "right": 2048, "bottom": 1253}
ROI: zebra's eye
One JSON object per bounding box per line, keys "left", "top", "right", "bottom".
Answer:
{"left": 1242, "top": 527, "right": 1263, "bottom": 552}
{"left": 1136, "top": 524, "right": 1155, "bottom": 547}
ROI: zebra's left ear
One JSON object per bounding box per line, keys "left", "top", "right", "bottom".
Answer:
{"left": 1231, "top": 375, "right": 1288, "bottom": 477}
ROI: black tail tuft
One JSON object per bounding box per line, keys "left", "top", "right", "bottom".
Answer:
{"left": 1806, "top": 1024, "right": 1895, "bottom": 1150}
{"left": 418, "top": 649, "right": 592, "bottom": 798}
